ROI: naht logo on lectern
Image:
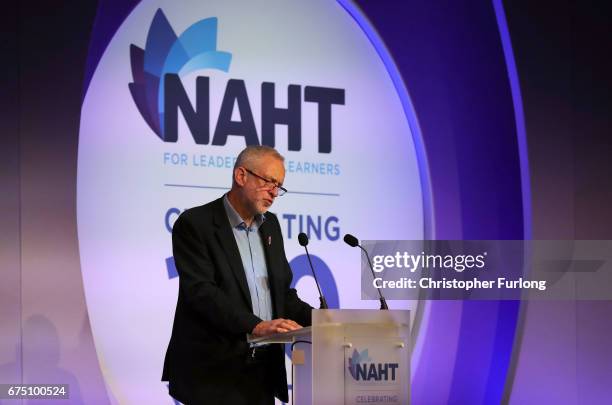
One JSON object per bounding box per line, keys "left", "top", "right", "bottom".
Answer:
{"left": 129, "top": 9, "right": 345, "bottom": 152}
{"left": 348, "top": 348, "right": 399, "bottom": 381}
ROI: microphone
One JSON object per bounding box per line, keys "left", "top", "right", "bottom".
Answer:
{"left": 298, "top": 233, "right": 328, "bottom": 309}
{"left": 343, "top": 233, "right": 359, "bottom": 248}
{"left": 343, "top": 234, "right": 389, "bottom": 310}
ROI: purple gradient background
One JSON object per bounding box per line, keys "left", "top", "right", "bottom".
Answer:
{"left": 0, "top": 2, "right": 21, "bottom": 390}
{"left": 352, "top": 1, "right": 524, "bottom": 403}
{"left": 1, "top": 2, "right": 111, "bottom": 404}
{"left": 1, "top": 0, "right": 611, "bottom": 404}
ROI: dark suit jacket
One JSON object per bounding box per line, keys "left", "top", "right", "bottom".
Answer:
{"left": 162, "top": 196, "right": 312, "bottom": 404}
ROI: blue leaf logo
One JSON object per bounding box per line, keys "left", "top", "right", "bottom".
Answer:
{"left": 129, "top": 9, "right": 232, "bottom": 139}
{"left": 348, "top": 348, "right": 371, "bottom": 379}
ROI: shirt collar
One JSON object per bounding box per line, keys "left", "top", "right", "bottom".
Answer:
{"left": 223, "top": 193, "right": 266, "bottom": 229}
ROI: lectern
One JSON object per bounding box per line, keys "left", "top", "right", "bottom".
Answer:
{"left": 248, "top": 309, "right": 410, "bottom": 405}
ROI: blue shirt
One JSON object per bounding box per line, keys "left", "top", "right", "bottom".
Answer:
{"left": 223, "top": 194, "right": 273, "bottom": 321}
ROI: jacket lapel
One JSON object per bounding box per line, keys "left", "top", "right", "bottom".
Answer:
{"left": 212, "top": 198, "right": 252, "bottom": 310}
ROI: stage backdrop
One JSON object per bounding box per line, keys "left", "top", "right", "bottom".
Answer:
{"left": 78, "top": 1, "right": 427, "bottom": 402}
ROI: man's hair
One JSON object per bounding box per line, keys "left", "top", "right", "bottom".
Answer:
{"left": 233, "top": 145, "right": 285, "bottom": 172}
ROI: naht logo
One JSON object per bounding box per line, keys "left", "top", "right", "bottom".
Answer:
{"left": 129, "top": 9, "right": 345, "bottom": 152}
{"left": 348, "top": 349, "right": 399, "bottom": 381}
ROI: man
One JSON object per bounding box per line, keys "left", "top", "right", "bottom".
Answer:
{"left": 162, "top": 146, "right": 313, "bottom": 405}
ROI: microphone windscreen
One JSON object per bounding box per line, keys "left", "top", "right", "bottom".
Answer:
{"left": 343, "top": 234, "right": 359, "bottom": 247}
{"left": 298, "top": 232, "right": 309, "bottom": 247}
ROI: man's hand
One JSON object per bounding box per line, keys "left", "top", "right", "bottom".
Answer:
{"left": 251, "top": 318, "right": 302, "bottom": 337}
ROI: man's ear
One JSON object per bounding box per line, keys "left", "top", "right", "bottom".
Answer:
{"left": 234, "top": 167, "right": 247, "bottom": 187}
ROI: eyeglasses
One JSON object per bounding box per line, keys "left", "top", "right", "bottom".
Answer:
{"left": 243, "top": 168, "right": 287, "bottom": 196}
